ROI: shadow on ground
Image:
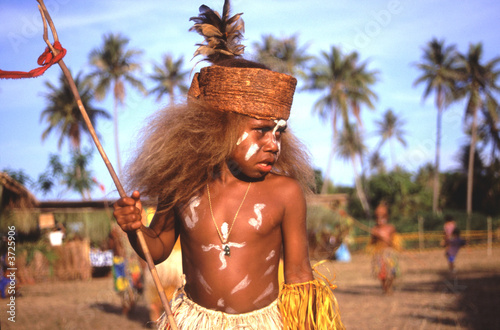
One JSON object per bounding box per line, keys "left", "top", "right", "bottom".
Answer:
{"left": 398, "top": 270, "right": 500, "bottom": 329}
{"left": 91, "top": 302, "right": 153, "bottom": 328}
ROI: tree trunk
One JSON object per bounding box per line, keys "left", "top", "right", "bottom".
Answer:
{"left": 321, "top": 113, "right": 338, "bottom": 194}
{"left": 113, "top": 92, "right": 122, "bottom": 180}
{"left": 320, "top": 144, "right": 334, "bottom": 194}
{"left": 466, "top": 105, "right": 478, "bottom": 226}
{"left": 351, "top": 154, "right": 370, "bottom": 218}
{"left": 432, "top": 107, "right": 442, "bottom": 213}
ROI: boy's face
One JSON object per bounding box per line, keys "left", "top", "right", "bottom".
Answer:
{"left": 228, "top": 117, "right": 287, "bottom": 179}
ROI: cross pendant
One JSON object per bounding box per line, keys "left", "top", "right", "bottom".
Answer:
{"left": 223, "top": 244, "right": 230, "bottom": 256}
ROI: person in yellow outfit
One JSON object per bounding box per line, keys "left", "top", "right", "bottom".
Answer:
{"left": 368, "top": 203, "right": 402, "bottom": 294}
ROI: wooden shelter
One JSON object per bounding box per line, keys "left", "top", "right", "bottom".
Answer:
{"left": 0, "top": 171, "right": 39, "bottom": 234}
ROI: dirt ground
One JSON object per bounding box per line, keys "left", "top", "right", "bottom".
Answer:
{"left": 1, "top": 246, "right": 498, "bottom": 330}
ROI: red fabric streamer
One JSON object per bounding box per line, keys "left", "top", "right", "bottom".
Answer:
{"left": 0, "top": 41, "right": 66, "bottom": 79}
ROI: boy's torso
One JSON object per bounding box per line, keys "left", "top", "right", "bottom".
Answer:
{"left": 177, "top": 174, "right": 292, "bottom": 314}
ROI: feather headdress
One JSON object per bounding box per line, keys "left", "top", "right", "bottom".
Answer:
{"left": 189, "top": 0, "right": 245, "bottom": 63}
{"left": 188, "top": 0, "right": 297, "bottom": 120}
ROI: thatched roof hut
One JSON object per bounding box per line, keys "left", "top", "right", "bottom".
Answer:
{"left": 0, "top": 171, "right": 39, "bottom": 234}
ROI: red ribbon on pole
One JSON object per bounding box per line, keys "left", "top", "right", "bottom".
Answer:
{"left": 0, "top": 41, "right": 66, "bottom": 79}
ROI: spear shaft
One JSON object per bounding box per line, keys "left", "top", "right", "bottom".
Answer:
{"left": 36, "top": 1, "right": 177, "bottom": 328}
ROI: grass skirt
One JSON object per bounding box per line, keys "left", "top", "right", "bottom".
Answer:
{"left": 157, "top": 286, "right": 283, "bottom": 329}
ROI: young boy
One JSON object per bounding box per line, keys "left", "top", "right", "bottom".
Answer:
{"left": 444, "top": 227, "right": 466, "bottom": 273}
{"left": 113, "top": 1, "right": 343, "bottom": 329}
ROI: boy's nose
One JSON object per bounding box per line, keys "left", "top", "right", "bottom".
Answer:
{"left": 263, "top": 132, "right": 280, "bottom": 153}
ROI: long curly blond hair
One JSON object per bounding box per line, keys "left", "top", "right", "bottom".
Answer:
{"left": 124, "top": 100, "right": 314, "bottom": 217}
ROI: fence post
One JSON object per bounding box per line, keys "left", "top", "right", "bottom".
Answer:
{"left": 418, "top": 216, "right": 424, "bottom": 251}
{"left": 487, "top": 217, "right": 492, "bottom": 256}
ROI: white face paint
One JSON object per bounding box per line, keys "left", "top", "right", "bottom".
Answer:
{"left": 184, "top": 196, "right": 201, "bottom": 229}
{"left": 236, "top": 132, "right": 249, "bottom": 146}
{"left": 265, "top": 250, "right": 276, "bottom": 261}
{"left": 248, "top": 204, "right": 266, "bottom": 230}
{"left": 231, "top": 275, "right": 251, "bottom": 294}
{"left": 245, "top": 143, "right": 259, "bottom": 161}
{"left": 201, "top": 242, "right": 246, "bottom": 270}
{"left": 263, "top": 264, "right": 275, "bottom": 276}
{"left": 273, "top": 119, "right": 287, "bottom": 158}
{"left": 253, "top": 282, "right": 274, "bottom": 305}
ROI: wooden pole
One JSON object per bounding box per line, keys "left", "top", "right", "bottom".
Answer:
{"left": 487, "top": 217, "right": 492, "bottom": 257}
{"left": 36, "top": 1, "right": 177, "bottom": 328}
{"left": 418, "top": 215, "right": 424, "bottom": 252}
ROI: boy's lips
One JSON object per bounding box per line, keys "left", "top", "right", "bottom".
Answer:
{"left": 256, "top": 157, "right": 275, "bottom": 172}
{"left": 257, "top": 163, "right": 273, "bottom": 172}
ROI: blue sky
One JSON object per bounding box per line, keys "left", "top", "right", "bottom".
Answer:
{"left": 1, "top": 0, "right": 500, "bottom": 201}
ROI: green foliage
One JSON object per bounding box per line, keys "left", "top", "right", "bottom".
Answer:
{"left": 0, "top": 209, "right": 40, "bottom": 234}
{"left": 313, "top": 169, "right": 323, "bottom": 194}
{"left": 307, "top": 204, "right": 353, "bottom": 244}
{"left": 18, "top": 240, "right": 58, "bottom": 265}
{"left": 36, "top": 149, "right": 97, "bottom": 200}
{"left": 53, "top": 209, "right": 112, "bottom": 246}
{"left": 1, "top": 168, "right": 33, "bottom": 187}
{"left": 41, "top": 71, "right": 110, "bottom": 151}
{"left": 367, "top": 169, "right": 432, "bottom": 219}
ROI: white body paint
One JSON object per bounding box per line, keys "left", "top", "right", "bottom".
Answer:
{"left": 217, "top": 298, "right": 225, "bottom": 307}
{"left": 201, "top": 242, "right": 246, "bottom": 270}
{"left": 245, "top": 143, "right": 259, "bottom": 161}
{"left": 221, "top": 222, "right": 229, "bottom": 241}
{"left": 225, "top": 307, "right": 238, "bottom": 314}
{"left": 184, "top": 196, "right": 201, "bottom": 229}
{"left": 263, "top": 264, "right": 275, "bottom": 276}
{"left": 266, "top": 250, "right": 276, "bottom": 261}
{"left": 253, "top": 282, "right": 274, "bottom": 305}
{"left": 197, "top": 270, "right": 213, "bottom": 295}
{"left": 236, "top": 132, "right": 249, "bottom": 146}
{"left": 248, "top": 203, "right": 266, "bottom": 230}
{"left": 231, "top": 275, "right": 251, "bottom": 294}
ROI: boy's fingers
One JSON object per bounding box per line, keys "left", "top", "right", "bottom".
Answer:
{"left": 114, "top": 197, "right": 136, "bottom": 207}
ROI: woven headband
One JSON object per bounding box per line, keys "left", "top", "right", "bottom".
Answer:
{"left": 188, "top": 65, "right": 297, "bottom": 120}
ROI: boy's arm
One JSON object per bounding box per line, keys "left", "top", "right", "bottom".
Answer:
{"left": 280, "top": 179, "right": 314, "bottom": 284}
{"left": 113, "top": 191, "right": 178, "bottom": 264}
{"left": 279, "top": 179, "right": 344, "bottom": 329}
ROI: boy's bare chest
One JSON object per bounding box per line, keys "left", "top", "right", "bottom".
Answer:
{"left": 179, "top": 193, "right": 284, "bottom": 245}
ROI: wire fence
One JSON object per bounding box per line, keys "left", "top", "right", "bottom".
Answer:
{"left": 349, "top": 230, "right": 499, "bottom": 253}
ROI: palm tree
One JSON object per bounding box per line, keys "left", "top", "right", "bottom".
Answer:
{"left": 478, "top": 105, "right": 500, "bottom": 161}
{"left": 87, "top": 33, "right": 146, "bottom": 178}
{"left": 148, "top": 54, "right": 189, "bottom": 104}
{"left": 454, "top": 43, "right": 500, "bottom": 219}
{"left": 39, "top": 151, "right": 96, "bottom": 200}
{"left": 305, "top": 46, "right": 378, "bottom": 193}
{"left": 40, "top": 71, "right": 111, "bottom": 151}
{"left": 373, "top": 109, "right": 407, "bottom": 169}
{"left": 336, "top": 123, "right": 370, "bottom": 216}
{"left": 252, "top": 34, "right": 312, "bottom": 77}
{"left": 63, "top": 149, "right": 96, "bottom": 200}
{"left": 414, "top": 38, "right": 458, "bottom": 213}
{"left": 368, "top": 151, "right": 386, "bottom": 175}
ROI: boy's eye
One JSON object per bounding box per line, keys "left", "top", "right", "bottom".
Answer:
{"left": 255, "top": 127, "right": 273, "bottom": 134}
{"left": 276, "top": 125, "right": 287, "bottom": 134}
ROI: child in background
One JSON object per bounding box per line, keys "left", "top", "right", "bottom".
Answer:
{"left": 445, "top": 227, "right": 466, "bottom": 273}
